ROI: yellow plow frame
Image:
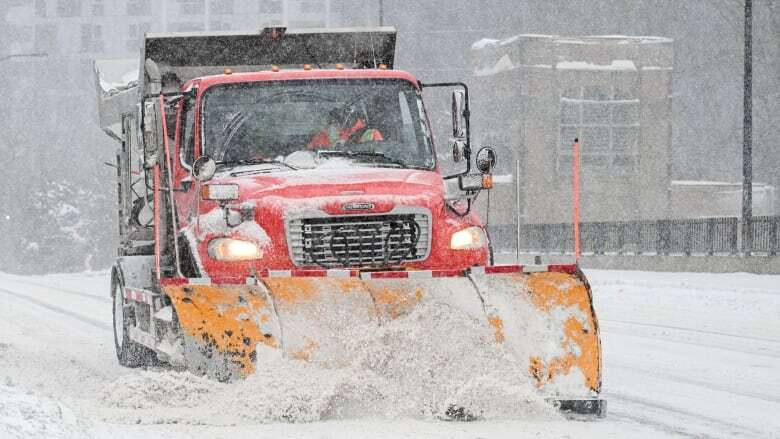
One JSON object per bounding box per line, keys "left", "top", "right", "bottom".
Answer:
{"left": 161, "top": 264, "right": 604, "bottom": 416}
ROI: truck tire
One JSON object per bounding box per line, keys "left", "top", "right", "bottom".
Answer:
{"left": 112, "top": 271, "right": 155, "bottom": 367}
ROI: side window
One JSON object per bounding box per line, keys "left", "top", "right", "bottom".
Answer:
{"left": 180, "top": 96, "right": 196, "bottom": 167}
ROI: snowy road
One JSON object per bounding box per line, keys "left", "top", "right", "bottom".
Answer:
{"left": 1, "top": 269, "right": 778, "bottom": 438}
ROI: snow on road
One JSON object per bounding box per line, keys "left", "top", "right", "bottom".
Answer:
{"left": 0, "top": 269, "right": 778, "bottom": 438}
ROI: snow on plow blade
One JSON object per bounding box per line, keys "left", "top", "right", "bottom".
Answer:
{"left": 161, "top": 265, "right": 602, "bottom": 414}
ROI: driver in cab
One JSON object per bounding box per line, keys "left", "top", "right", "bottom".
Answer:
{"left": 307, "top": 107, "right": 384, "bottom": 149}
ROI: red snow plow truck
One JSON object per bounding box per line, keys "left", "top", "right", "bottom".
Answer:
{"left": 95, "top": 27, "right": 604, "bottom": 417}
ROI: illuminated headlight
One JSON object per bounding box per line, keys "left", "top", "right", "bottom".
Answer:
{"left": 450, "top": 226, "right": 486, "bottom": 250}
{"left": 208, "top": 238, "right": 262, "bottom": 261}
{"left": 201, "top": 184, "right": 239, "bottom": 201}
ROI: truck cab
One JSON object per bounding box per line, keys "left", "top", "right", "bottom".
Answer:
{"left": 99, "top": 27, "right": 495, "bottom": 281}
{"left": 174, "top": 68, "right": 490, "bottom": 279}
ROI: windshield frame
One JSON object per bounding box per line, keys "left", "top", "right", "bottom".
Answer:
{"left": 198, "top": 77, "right": 437, "bottom": 171}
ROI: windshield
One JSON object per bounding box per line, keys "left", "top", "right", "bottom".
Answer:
{"left": 202, "top": 78, "right": 435, "bottom": 170}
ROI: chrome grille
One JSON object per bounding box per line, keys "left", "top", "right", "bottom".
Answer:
{"left": 287, "top": 213, "right": 430, "bottom": 268}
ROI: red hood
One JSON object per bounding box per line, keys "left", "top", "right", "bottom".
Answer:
{"left": 211, "top": 166, "right": 445, "bottom": 215}
{"left": 189, "top": 165, "right": 487, "bottom": 274}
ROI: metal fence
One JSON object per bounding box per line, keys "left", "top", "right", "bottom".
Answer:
{"left": 489, "top": 216, "right": 780, "bottom": 256}
{"left": 752, "top": 216, "right": 780, "bottom": 255}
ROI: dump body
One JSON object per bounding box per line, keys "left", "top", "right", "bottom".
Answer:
{"left": 98, "top": 27, "right": 604, "bottom": 417}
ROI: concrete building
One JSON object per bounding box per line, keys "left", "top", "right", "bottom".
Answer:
{"left": 470, "top": 35, "right": 674, "bottom": 227}
{"left": 670, "top": 181, "right": 777, "bottom": 219}
{"left": 5, "top": 0, "right": 334, "bottom": 61}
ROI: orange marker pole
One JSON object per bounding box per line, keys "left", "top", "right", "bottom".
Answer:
{"left": 572, "top": 138, "right": 581, "bottom": 261}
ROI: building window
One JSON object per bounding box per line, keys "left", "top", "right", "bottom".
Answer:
{"left": 57, "top": 0, "right": 81, "bottom": 17}
{"left": 289, "top": 20, "right": 326, "bottom": 28}
{"left": 128, "top": 22, "right": 151, "bottom": 38}
{"left": 210, "top": 21, "right": 232, "bottom": 30}
{"left": 210, "top": 0, "right": 233, "bottom": 14}
{"left": 35, "top": 24, "right": 58, "bottom": 52}
{"left": 92, "top": 1, "right": 104, "bottom": 16}
{"left": 558, "top": 84, "right": 640, "bottom": 175}
{"left": 80, "top": 24, "right": 103, "bottom": 52}
{"left": 259, "top": 0, "right": 283, "bottom": 14}
{"left": 170, "top": 22, "right": 205, "bottom": 32}
{"left": 126, "top": 0, "right": 151, "bottom": 16}
{"left": 177, "top": 0, "right": 205, "bottom": 15}
{"left": 35, "top": 0, "right": 47, "bottom": 17}
{"left": 297, "top": 0, "right": 325, "bottom": 14}
{"left": 127, "top": 21, "right": 151, "bottom": 51}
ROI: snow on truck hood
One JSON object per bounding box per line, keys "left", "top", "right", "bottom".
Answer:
{"left": 210, "top": 166, "right": 445, "bottom": 212}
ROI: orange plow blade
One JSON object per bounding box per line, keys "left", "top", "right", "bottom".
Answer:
{"left": 162, "top": 266, "right": 602, "bottom": 414}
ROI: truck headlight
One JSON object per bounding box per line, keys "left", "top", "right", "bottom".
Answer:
{"left": 208, "top": 238, "right": 262, "bottom": 261}
{"left": 450, "top": 227, "right": 486, "bottom": 250}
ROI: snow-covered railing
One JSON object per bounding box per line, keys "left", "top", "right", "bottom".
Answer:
{"left": 489, "top": 216, "right": 780, "bottom": 257}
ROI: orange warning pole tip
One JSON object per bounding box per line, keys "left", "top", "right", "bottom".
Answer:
{"left": 572, "top": 138, "right": 582, "bottom": 260}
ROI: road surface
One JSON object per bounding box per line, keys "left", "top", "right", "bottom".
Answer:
{"left": 1, "top": 269, "right": 778, "bottom": 438}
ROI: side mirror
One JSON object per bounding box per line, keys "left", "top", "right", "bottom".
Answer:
{"left": 475, "top": 147, "right": 497, "bottom": 174}
{"left": 142, "top": 100, "right": 161, "bottom": 168}
{"left": 451, "top": 90, "right": 466, "bottom": 139}
{"left": 192, "top": 155, "right": 216, "bottom": 182}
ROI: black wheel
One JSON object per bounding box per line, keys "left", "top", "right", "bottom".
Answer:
{"left": 112, "top": 271, "right": 156, "bottom": 367}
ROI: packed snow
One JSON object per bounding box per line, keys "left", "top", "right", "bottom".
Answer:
{"left": 0, "top": 268, "right": 778, "bottom": 438}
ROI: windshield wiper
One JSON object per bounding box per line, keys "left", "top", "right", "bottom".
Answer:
{"left": 318, "top": 150, "right": 408, "bottom": 168}
{"left": 216, "top": 158, "right": 298, "bottom": 171}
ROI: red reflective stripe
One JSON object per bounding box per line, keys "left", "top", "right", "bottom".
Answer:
{"left": 365, "top": 269, "right": 464, "bottom": 279}
{"left": 208, "top": 276, "right": 246, "bottom": 284}
{"left": 548, "top": 264, "right": 578, "bottom": 274}
{"left": 365, "top": 271, "right": 409, "bottom": 279}
{"left": 483, "top": 265, "right": 523, "bottom": 274}
{"left": 432, "top": 269, "right": 464, "bottom": 277}
{"left": 291, "top": 269, "right": 327, "bottom": 277}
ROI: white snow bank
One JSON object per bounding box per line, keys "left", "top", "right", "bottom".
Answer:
{"left": 96, "top": 300, "right": 559, "bottom": 425}
{"left": 0, "top": 382, "right": 90, "bottom": 439}
{"left": 556, "top": 60, "right": 637, "bottom": 71}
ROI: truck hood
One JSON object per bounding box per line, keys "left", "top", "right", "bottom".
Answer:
{"left": 211, "top": 166, "right": 445, "bottom": 215}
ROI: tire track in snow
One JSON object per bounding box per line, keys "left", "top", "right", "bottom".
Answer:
{"left": 0, "top": 287, "right": 111, "bottom": 331}
{"left": 591, "top": 280, "right": 780, "bottom": 297}
{"left": 603, "top": 328, "right": 780, "bottom": 360}
{"left": 601, "top": 318, "right": 780, "bottom": 344}
{"left": 608, "top": 361, "right": 780, "bottom": 404}
{"left": 1, "top": 277, "right": 109, "bottom": 303}
{"left": 607, "top": 392, "right": 770, "bottom": 438}
{"left": 607, "top": 411, "right": 707, "bottom": 439}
